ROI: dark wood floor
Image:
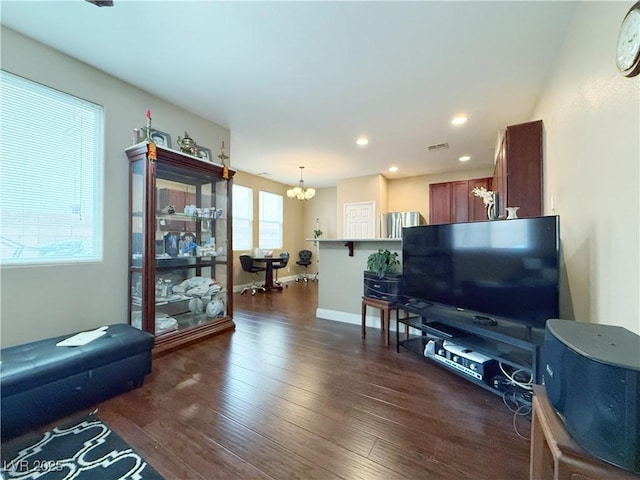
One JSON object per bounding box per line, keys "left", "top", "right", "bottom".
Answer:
{"left": 66, "top": 282, "right": 534, "bottom": 478}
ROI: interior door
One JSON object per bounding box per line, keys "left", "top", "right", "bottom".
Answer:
{"left": 344, "top": 201, "right": 375, "bottom": 238}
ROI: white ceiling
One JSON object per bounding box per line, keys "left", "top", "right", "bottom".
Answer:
{"left": 1, "top": 1, "right": 579, "bottom": 188}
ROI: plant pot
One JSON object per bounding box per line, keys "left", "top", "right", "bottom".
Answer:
{"left": 363, "top": 271, "right": 403, "bottom": 302}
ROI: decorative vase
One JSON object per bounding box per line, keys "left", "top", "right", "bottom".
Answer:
{"left": 505, "top": 207, "right": 520, "bottom": 219}
{"left": 486, "top": 192, "right": 500, "bottom": 220}
{"left": 487, "top": 203, "right": 497, "bottom": 220}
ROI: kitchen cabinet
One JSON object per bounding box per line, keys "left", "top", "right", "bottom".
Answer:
{"left": 429, "top": 177, "right": 492, "bottom": 224}
{"left": 492, "top": 120, "right": 543, "bottom": 218}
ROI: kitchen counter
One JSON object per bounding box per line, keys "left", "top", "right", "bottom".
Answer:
{"left": 315, "top": 239, "right": 402, "bottom": 329}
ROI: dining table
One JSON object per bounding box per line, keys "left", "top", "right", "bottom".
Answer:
{"left": 252, "top": 257, "right": 283, "bottom": 292}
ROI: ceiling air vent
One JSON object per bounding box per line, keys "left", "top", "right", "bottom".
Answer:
{"left": 427, "top": 142, "right": 449, "bottom": 152}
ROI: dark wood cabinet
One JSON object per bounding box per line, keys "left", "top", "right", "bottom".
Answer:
{"left": 126, "top": 142, "right": 236, "bottom": 356}
{"left": 492, "top": 120, "right": 543, "bottom": 218}
{"left": 429, "top": 182, "right": 453, "bottom": 224}
{"left": 451, "top": 181, "right": 470, "bottom": 223}
{"left": 468, "top": 177, "right": 492, "bottom": 221}
{"left": 429, "top": 177, "right": 492, "bottom": 224}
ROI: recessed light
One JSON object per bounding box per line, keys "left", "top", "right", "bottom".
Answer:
{"left": 459, "top": 155, "right": 471, "bottom": 162}
{"left": 452, "top": 115, "right": 468, "bottom": 125}
{"left": 388, "top": 166, "right": 398, "bottom": 172}
{"left": 356, "top": 137, "right": 369, "bottom": 146}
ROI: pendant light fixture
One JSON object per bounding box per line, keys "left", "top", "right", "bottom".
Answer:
{"left": 287, "top": 166, "right": 316, "bottom": 200}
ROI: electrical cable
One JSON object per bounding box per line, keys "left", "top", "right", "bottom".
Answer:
{"left": 502, "top": 388, "right": 533, "bottom": 440}
{"left": 499, "top": 362, "right": 533, "bottom": 391}
{"left": 512, "top": 403, "right": 532, "bottom": 440}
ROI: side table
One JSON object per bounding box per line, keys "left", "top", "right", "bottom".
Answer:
{"left": 361, "top": 296, "right": 407, "bottom": 347}
{"left": 530, "top": 385, "right": 638, "bottom": 480}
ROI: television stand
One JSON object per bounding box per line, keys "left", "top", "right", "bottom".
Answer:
{"left": 396, "top": 302, "right": 545, "bottom": 397}
{"left": 472, "top": 315, "right": 498, "bottom": 326}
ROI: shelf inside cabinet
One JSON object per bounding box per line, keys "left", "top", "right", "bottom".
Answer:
{"left": 155, "top": 256, "right": 219, "bottom": 270}
{"left": 156, "top": 211, "right": 223, "bottom": 222}
{"left": 131, "top": 255, "right": 222, "bottom": 269}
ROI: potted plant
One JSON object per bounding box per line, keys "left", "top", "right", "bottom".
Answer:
{"left": 312, "top": 218, "right": 323, "bottom": 246}
{"left": 364, "top": 249, "right": 402, "bottom": 301}
{"left": 366, "top": 249, "right": 400, "bottom": 277}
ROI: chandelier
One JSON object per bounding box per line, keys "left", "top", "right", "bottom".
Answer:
{"left": 287, "top": 166, "right": 316, "bottom": 200}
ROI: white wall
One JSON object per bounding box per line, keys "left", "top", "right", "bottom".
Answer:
{"left": 0, "top": 27, "right": 231, "bottom": 347}
{"left": 533, "top": 2, "right": 640, "bottom": 333}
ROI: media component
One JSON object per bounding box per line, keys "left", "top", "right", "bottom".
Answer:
{"left": 424, "top": 339, "right": 497, "bottom": 383}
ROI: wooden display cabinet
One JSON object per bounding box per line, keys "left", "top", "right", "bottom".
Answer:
{"left": 126, "top": 142, "right": 236, "bottom": 356}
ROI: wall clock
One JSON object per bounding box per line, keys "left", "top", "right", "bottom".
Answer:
{"left": 616, "top": 1, "right": 640, "bottom": 77}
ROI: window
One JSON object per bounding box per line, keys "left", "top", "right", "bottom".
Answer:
{"left": 232, "top": 184, "right": 252, "bottom": 250}
{"left": 0, "top": 70, "right": 104, "bottom": 265}
{"left": 259, "top": 191, "right": 283, "bottom": 249}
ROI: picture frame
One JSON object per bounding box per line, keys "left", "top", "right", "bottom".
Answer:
{"left": 196, "top": 145, "right": 212, "bottom": 162}
{"left": 148, "top": 129, "right": 172, "bottom": 148}
{"left": 164, "top": 231, "right": 180, "bottom": 257}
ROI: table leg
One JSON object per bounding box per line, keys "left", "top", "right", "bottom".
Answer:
{"left": 396, "top": 314, "right": 400, "bottom": 353}
{"left": 530, "top": 397, "right": 545, "bottom": 480}
{"left": 361, "top": 302, "right": 366, "bottom": 338}
{"left": 382, "top": 309, "right": 389, "bottom": 346}
{"left": 263, "top": 264, "right": 274, "bottom": 290}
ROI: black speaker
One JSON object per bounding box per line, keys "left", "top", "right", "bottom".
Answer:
{"left": 541, "top": 319, "right": 640, "bottom": 474}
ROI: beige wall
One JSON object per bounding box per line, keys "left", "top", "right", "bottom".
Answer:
{"left": 387, "top": 166, "right": 494, "bottom": 222}
{"left": 317, "top": 240, "right": 402, "bottom": 325}
{"left": 532, "top": 2, "right": 639, "bottom": 333}
{"left": 304, "top": 187, "right": 338, "bottom": 241}
{"left": 229, "top": 172, "right": 338, "bottom": 281}
{"left": 231, "top": 171, "right": 305, "bottom": 284}
{"left": 0, "top": 27, "right": 231, "bottom": 347}
{"left": 336, "top": 174, "right": 389, "bottom": 237}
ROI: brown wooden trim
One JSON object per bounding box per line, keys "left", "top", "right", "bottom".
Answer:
{"left": 152, "top": 317, "right": 235, "bottom": 358}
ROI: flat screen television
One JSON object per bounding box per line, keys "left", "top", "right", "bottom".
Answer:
{"left": 402, "top": 215, "right": 560, "bottom": 329}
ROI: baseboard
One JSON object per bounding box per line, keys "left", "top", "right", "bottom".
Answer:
{"left": 316, "top": 307, "right": 422, "bottom": 334}
{"left": 316, "top": 308, "right": 403, "bottom": 331}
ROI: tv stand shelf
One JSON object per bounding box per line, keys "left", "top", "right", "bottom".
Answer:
{"left": 396, "top": 301, "right": 545, "bottom": 396}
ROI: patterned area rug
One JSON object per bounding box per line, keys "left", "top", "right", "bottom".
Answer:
{"left": 0, "top": 414, "right": 163, "bottom": 479}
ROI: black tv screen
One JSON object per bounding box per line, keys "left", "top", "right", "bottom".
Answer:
{"left": 402, "top": 216, "right": 560, "bottom": 328}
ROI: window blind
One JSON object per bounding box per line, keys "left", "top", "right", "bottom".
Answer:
{"left": 0, "top": 70, "right": 104, "bottom": 265}
{"left": 232, "top": 184, "right": 252, "bottom": 251}
{"left": 259, "top": 191, "right": 283, "bottom": 249}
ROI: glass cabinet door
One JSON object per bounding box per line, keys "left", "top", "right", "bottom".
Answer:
{"left": 127, "top": 142, "right": 234, "bottom": 353}
{"left": 129, "top": 158, "right": 149, "bottom": 332}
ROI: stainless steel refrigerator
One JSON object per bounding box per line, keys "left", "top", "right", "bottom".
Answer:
{"left": 380, "top": 211, "right": 424, "bottom": 238}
